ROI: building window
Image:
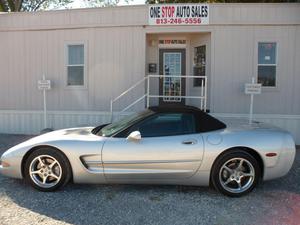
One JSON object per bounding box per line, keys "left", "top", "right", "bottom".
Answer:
{"left": 193, "top": 45, "right": 206, "bottom": 87}
{"left": 257, "top": 42, "right": 277, "bottom": 87}
{"left": 67, "top": 44, "right": 85, "bottom": 86}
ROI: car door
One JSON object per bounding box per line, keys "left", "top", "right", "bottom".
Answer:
{"left": 102, "top": 112, "right": 204, "bottom": 180}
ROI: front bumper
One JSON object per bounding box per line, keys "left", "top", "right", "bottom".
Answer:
{"left": 0, "top": 154, "right": 23, "bottom": 179}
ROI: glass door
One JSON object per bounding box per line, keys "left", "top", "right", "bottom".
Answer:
{"left": 159, "top": 49, "right": 186, "bottom": 105}
{"left": 163, "top": 52, "right": 182, "bottom": 102}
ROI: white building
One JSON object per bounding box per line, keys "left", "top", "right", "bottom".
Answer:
{"left": 0, "top": 3, "right": 300, "bottom": 143}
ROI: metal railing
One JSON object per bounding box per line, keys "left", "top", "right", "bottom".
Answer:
{"left": 110, "top": 76, "right": 147, "bottom": 121}
{"left": 110, "top": 75, "right": 207, "bottom": 121}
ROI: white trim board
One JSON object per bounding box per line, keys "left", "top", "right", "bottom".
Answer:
{"left": 211, "top": 113, "right": 300, "bottom": 120}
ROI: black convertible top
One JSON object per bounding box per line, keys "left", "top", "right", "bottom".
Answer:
{"left": 149, "top": 105, "right": 226, "bottom": 132}
{"left": 149, "top": 105, "right": 201, "bottom": 113}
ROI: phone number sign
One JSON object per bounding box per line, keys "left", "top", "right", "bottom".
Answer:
{"left": 149, "top": 4, "right": 209, "bottom": 26}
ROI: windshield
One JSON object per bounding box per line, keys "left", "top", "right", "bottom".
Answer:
{"left": 97, "top": 109, "right": 154, "bottom": 137}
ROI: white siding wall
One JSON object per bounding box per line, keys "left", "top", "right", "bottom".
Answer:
{"left": 0, "top": 27, "right": 146, "bottom": 111}
{"left": 0, "top": 4, "right": 300, "bottom": 143}
{"left": 0, "top": 110, "right": 131, "bottom": 134}
{"left": 210, "top": 25, "right": 300, "bottom": 115}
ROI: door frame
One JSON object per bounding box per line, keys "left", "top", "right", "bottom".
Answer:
{"left": 159, "top": 48, "right": 186, "bottom": 105}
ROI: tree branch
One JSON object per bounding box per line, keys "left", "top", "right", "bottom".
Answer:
{"left": 33, "top": 0, "right": 47, "bottom": 11}
{"left": 0, "top": 0, "right": 6, "bottom": 11}
{"left": 15, "top": 0, "right": 23, "bottom": 11}
{"left": 0, "top": 0, "right": 11, "bottom": 11}
{"left": 7, "top": 0, "right": 15, "bottom": 11}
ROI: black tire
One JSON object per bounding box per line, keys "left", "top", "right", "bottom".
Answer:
{"left": 24, "top": 147, "right": 72, "bottom": 192}
{"left": 211, "top": 150, "right": 261, "bottom": 197}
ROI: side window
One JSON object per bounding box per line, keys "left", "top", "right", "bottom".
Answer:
{"left": 67, "top": 44, "right": 85, "bottom": 86}
{"left": 134, "top": 113, "right": 196, "bottom": 137}
{"left": 193, "top": 45, "right": 206, "bottom": 87}
{"left": 257, "top": 42, "right": 277, "bottom": 87}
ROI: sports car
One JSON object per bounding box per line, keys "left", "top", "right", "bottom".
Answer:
{"left": 0, "top": 105, "right": 296, "bottom": 197}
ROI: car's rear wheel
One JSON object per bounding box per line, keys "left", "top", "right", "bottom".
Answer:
{"left": 211, "top": 150, "right": 261, "bottom": 197}
{"left": 24, "top": 148, "right": 72, "bottom": 191}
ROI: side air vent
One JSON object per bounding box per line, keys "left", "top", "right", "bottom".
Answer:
{"left": 80, "top": 154, "right": 103, "bottom": 173}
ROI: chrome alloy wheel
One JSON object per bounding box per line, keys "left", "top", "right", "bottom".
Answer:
{"left": 219, "top": 158, "right": 255, "bottom": 194}
{"left": 29, "top": 155, "right": 62, "bottom": 188}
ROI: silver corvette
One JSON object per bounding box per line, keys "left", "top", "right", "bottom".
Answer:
{"left": 0, "top": 105, "right": 296, "bottom": 197}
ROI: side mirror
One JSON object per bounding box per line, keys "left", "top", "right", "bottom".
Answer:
{"left": 126, "top": 131, "right": 141, "bottom": 142}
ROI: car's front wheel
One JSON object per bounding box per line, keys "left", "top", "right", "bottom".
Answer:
{"left": 24, "top": 148, "right": 72, "bottom": 191}
{"left": 211, "top": 150, "right": 261, "bottom": 197}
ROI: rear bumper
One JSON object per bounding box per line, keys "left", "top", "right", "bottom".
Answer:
{"left": 263, "top": 143, "right": 296, "bottom": 181}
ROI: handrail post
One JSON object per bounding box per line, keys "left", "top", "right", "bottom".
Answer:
{"left": 204, "top": 76, "right": 207, "bottom": 112}
{"left": 200, "top": 79, "right": 204, "bottom": 110}
{"left": 147, "top": 75, "right": 150, "bottom": 108}
{"left": 110, "top": 100, "right": 113, "bottom": 122}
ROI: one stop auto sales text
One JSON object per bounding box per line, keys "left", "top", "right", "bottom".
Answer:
{"left": 149, "top": 5, "right": 209, "bottom": 25}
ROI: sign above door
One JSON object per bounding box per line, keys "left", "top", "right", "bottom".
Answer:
{"left": 158, "top": 39, "right": 187, "bottom": 48}
{"left": 149, "top": 4, "right": 209, "bottom": 26}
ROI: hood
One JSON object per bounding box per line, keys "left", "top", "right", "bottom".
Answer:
{"left": 3, "top": 127, "right": 103, "bottom": 156}
{"left": 29, "top": 127, "right": 97, "bottom": 142}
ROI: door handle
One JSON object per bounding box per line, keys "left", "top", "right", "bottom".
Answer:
{"left": 182, "top": 140, "right": 197, "bottom": 145}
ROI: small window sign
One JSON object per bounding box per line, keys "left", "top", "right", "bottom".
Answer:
{"left": 159, "top": 40, "right": 186, "bottom": 45}
{"left": 245, "top": 83, "right": 261, "bottom": 95}
{"left": 38, "top": 80, "right": 51, "bottom": 90}
{"left": 148, "top": 63, "right": 157, "bottom": 73}
{"left": 158, "top": 39, "right": 187, "bottom": 47}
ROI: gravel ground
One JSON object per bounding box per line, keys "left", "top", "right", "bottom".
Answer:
{"left": 0, "top": 134, "right": 299, "bottom": 225}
